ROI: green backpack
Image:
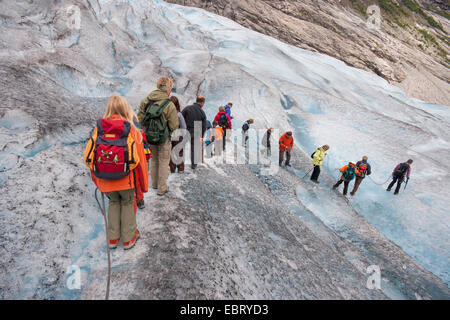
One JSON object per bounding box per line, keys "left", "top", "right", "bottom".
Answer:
{"left": 142, "top": 99, "right": 171, "bottom": 145}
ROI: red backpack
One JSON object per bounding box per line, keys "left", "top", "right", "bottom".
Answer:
{"left": 357, "top": 164, "right": 367, "bottom": 177}
{"left": 84, "top": 119, "right": 139, "bottom": 180}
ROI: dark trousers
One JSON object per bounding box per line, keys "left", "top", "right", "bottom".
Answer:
{"left": 311, "top": 165, "right": 320, "bottom": 181}
{"left": 279, "top": 150, "right": 291, "bottom": 166}
{"left": 242, "top": 132, "right": 249, "bottom": 146}
{"left": 334, "top": 179, "right": 350, "bottom": 195}
{"left": 350, "top": 176, "right": 364, "bottom": 195}
{"left": 388, "top": 175, "right": 403, "bottom": 194}
{"left": 169, "top": 137, "right": 184, "bottom": 173}
{"left": 190, "top": 135, "right": 201, "bottom": 166}
{"left": 223, "top": 128, "right": 227, "bottom": 151}
{"left": 243, "top": 133, "right": 250, "bottom": 163}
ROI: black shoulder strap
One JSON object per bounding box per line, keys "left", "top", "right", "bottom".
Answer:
{"left": 154, "top": 99, "right": 171, "bottom": 115}
{"left": 121, "top": 121, "right": 131, "bottom": 139}
{"left": 159, "top": 99, "right": 171, "bottom": 110}
{"left": 145, "top": 99, "right": 156, "bottom": 113}
{"left": 96, "top": 119, "right": 104, "bottom": 137}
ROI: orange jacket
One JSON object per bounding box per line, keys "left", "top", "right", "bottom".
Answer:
{"left": 84, "top": 115, "right": 149, "bottom": 194}
{"left": 339, "top": 165, "right": 359, "bottom": 181}
{"left": 279, "top": 133, "right": 294, "bottom": 152}
{"left": 214, "top": 126, "right": 224, "bottom": 140}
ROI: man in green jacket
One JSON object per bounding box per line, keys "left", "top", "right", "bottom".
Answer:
{"left": 138, "top": 77, "right": 179, "bottom": 196}
{"left": 310, "top": 145, "right": 329, "bottom": 183}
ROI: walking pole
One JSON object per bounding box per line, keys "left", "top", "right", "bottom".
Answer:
{"left": 302, "top": 167, "right": 314, "bottom": 179}
{"left": 95, "top": 188, "right": 111, "bottom": 300}
{"left": 404, "top": 177, "right": 409, "bottom": 190}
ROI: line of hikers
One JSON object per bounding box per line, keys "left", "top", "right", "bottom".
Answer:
{"left": 83, "top": 77, "right": 238, "bottom": 250}
{"left": 309, "top": 145, "right": 413, "bottom": 196}
{"left": 83, "top": 77, "right": 413, "bottom": 250}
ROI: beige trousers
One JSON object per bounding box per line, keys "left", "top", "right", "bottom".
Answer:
{"left": 106, "top": 189, "right": 136, "bottom": 243}
{"left": 150, "top": 140, "right": 172, "bottom": 194}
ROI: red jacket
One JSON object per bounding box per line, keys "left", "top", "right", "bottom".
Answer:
{"left": 279, "top": 133, "right": 293, "bottom": 152}
{"left": 214, "top": 111, "right": 232, "bottom": 129}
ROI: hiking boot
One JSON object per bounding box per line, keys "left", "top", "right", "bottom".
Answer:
{"left": 332, "top": 185, "right": 337, "bottom": 190}
{"left": 178, "top": 170, "right": 185, "bottom": 173}
{"left": 157, "top": 187, "right": 169, "bottom": 196}
{"left": 350, "top": 192, "right": 355, "bottom": 196}
{"left": 191, "top": 164, "right": 197, "bottom": 170}
{"left": 394, "top": 191, "right": 399, "bottom": 195}
{"left": 109, "top": 238, "right": 119, "bottom": 249}
{"left": 123, "top": 230, "right": 140, "bottom": 250}
{"left": 386, "top": 188, "right": 391, "bottom": 192}
{"left": 137, "top": 199, "right": 145, "bottom": 209}
{"left": 152, "top": 185, "right": 158, "bottom": 190}
{"left": 285, "top": 163, "right": 291, "bottom": 167}
{"left": 311, "top": 179, "right": 320, "bottom": 184}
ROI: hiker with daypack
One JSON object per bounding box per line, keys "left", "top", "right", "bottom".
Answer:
{"left": 242, "top": 119, "right": 254, "bottom": 147}
{"left": 310, "top": 145, "right": 329, "bottom": 183}
{"left": 181, "top": 96, "right": 207, "bottom": 169}
{"left": 350, "top": 156, "right": 372, "bottom": 196}
{"left": 333, "top": 162, "right": 359, "bottom": 196}
{"left": 214, "top": 106, "right": 232, "bottom": 151}
{"left": 138, "top": 77, "right": 179, "bottom": 196}
{"left": 261, "top": 128, "right": 273, "bottom": 158}
{"left": 225, "top": 102, "right": 233, "bottom": 119}
{"left": 169, "top": 96, "right": 186, "bottom": 174}
{"left": 387, "top": 159, "right": 413, "bottom": 195}
{"left": 84, "top": 96, "right": 148, "bottom": 250}
{"left": 279, "top": 131, "right": 294, "bottom": 167}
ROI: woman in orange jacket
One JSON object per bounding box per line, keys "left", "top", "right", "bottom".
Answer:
{"left": 279, "top": 131, "right": 294, "bottom": 166}
{"left": 333, "top": 162, "right": 359, "bottom": 196}
{"left": 84, "top": 96, "right": 149, "bottom": 250}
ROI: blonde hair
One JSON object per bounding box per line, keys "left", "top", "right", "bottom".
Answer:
{"left": 157, "top": 77, "right": 173, "bottom": 91}
{"left": 103, "top": 96, "right": 142, "bottom": 142}
{"left": 219, "top": 106, "right": 225, "bottom": 112}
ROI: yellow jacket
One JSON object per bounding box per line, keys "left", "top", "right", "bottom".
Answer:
{"left": 312, "top": 147, "right": 326, "bottom": 166}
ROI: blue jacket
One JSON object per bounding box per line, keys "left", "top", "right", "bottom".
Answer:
{"left": 225, "top": 104, "right": 233, "bottom": 119}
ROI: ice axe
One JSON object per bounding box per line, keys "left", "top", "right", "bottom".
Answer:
{"left": 404, "top": 177, "right": 409, "bottom": 190}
